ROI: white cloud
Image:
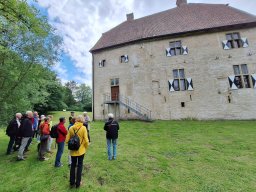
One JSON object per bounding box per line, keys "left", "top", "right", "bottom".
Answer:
{"left": 52, "top": 62, "right": 68, "bottom": 84}
{"left": 37, "top": 0, "right": 256, "bottom": 86}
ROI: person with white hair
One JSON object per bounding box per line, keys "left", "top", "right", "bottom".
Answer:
{"left": 17, "top": 111, "right": 34, "bottom": 161}
{"left": 83, "top": 112, "right": 91, "bottom": 142}
{"left": 66, "top": 115, "right": 89, "bottom": 188}
{"left": 6, "top": 113, "right": 22, "bottom": 155}
{"left": 104, "top": 113, "right": 120, "bottom": 160}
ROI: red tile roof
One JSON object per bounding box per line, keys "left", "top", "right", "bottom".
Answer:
{"left": 90, "top": 3, "right": 256, "bottom": 52}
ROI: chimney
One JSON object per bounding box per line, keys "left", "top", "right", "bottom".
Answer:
{"left": 126, "top": 13, "right": 134, "bottom": 21}
{"left": 176, "top": 0, "right": 187, "bottom": 7}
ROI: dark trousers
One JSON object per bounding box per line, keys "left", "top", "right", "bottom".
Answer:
{"left": 87, "top": 128, "right": 91, "bottom": 142}
{"left": 70, "top": 154, "right": 84, "bottom": 187}
{"left": 33, "top": 130, "right": 38, "bottom": 138}
{"left": 55, "top": 142, "right": 64, "bottom": 166}
{"left": 6, "top": 136, "right": 15, "bottom": 154}
{"left": 84, "top": 124, "right": 91, "bottom": 142}
{"left": 38, "top": 139, "right": 48, "bottom": 159}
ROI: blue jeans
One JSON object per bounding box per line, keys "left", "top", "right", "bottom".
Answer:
{"left": 107, "top": 139, "right": 117, "bottom": 160}
{"left": 55, "top": 142, "right": 64, "bottom": 166}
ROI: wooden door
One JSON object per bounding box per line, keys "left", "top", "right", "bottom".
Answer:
{"left": 111, "top": 86, "right": 119, "bottom": 101}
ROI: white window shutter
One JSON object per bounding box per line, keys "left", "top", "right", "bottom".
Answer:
{"left": 166, "top": 48, "right": 172, "bottom": 57}
{"left": 222, "top": 40, "right": 230, "bottom": 50}
{"left": 182, "top": 46, "right": 188, "bottom": 55}
{"left": 241, "top": 37, "right": 249, "bottom": 48}
{"left": 124, "top": 55, "right": 129, "bottom": 63}
{"left": 251, "top": 74, "right": 256, "bottom": 88}
{"left": 168, "top": 79, "right": 175, "bottom": 92}
{"left": 228, "top": 76, "right": 238, "bottom": 90}
{"left": 186, "top": 78, "right": 193, "bottom": 91}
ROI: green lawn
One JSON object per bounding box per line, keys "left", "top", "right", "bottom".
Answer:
{"left": 0, "top": 114, "right": 256, "bottom": 191}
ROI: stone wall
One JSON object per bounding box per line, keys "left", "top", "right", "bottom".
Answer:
{"left": 92, "top": 27, "right": 256, "bottom": 120}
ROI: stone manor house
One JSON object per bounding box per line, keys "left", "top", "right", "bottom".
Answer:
{"left": 90, "top": 0, "right": 256, "bottom": 120}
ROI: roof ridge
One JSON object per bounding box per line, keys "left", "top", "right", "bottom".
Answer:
{"left": 91, "top": 3, "right": 256, "bottom": 52}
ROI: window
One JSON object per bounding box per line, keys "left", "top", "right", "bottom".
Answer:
{"left": 121, "top": 55, "right": 128, "bottom": 63}
{"left": 99, "top": 60, "right": 106, "bottom": 68}
{"left": 181, "top": 102, "right": 185, "bottom": 108}
{"left": 169, "top": 41, "right": 182, "bottom": 56}
{"left": 111, "top": 78, "right": 119, "bottom": 86}
{"left": 226, "top": 33, "right": 242, "bottom": 49}
{"left": 233, "top": 64, "right": 251, "bottom": 88}
{"left": 173, "top": 69, "right": 186, "bottom": 91}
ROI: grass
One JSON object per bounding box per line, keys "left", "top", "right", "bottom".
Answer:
{"left": 0, "top": 112, "right": 256, "bottom": 191}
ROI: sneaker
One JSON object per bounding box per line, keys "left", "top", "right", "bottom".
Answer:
{"left": 17, "top": 157, "right": 25, "bottom": 161}
{"left": 55, "top": 164, "right": 63, "bottom": 168}
{"left": 39, "top": 157, "right": 49, "bottom": 161}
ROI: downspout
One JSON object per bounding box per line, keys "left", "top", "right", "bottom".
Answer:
{"left": 92, "top": 54, "right": 95, "bottom": 121}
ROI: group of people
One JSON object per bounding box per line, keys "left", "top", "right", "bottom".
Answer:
{"left": 5, "top": 111, "right": 119, "bottom": 188}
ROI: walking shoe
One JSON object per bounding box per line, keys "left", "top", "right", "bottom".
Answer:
{"left": 17, "top": 157, "right": 25, "bottom": 161}
{"left": 39, "top": 157, "right": 49, "bottom": 161}
{"left": 55, "top": 164, "right": 64, "bottom": 168}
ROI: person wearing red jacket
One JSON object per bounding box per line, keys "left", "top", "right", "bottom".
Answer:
{"left": 55, "top": 117, "right": 68, "bottom": 167}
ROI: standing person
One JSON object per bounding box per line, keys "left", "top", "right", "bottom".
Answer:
{"left": 66, "top": 115, "right": 89, "bottom": 188}
{"left": 37, "top": 115, "right": 45, "bottom": 142}
{"left": 104, "top": 113, "right": 119, "bottom": 160}
{"left": 68, "top": 117, "right": 76, "bottom": 130}
{"left": 47, "top": 115, "right": 53, "bottom": 153}
{"left": 83, "top": 112, "right": 91, "bottom": 143}
{"left": 33, "top": 112, "right": 39, "bottom": 139}
{"left": 17, "top": 111, "right": 34, "bottom": 161}
{"left": 24, "top": 113, "right": 35, "bottom": 152}
{"left": 69, "top": 111, "right": 75, "bottom": 124}
{"left": 68, "top": 117, "right": 76, "bottom": 167}
{"left": 55, "top": 117, "right": 67, "bottom": 167}
{"left": 6, "top": 113, "right": 22, "bottom": 155}
{"left": 38, "top": 117, "right": 50, "bottom": 161}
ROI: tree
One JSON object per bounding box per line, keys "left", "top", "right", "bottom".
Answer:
{"left": 63, "top": 86, "right": 76, "bottom": 108}
{"left": 75, "top": 84, "right": 92, "bottom": 112}
{"left": 65, "top": 80, "right": 78, "bottom": 95}
{"left": 0, "top": 0, "right": 63, "bottom": 124}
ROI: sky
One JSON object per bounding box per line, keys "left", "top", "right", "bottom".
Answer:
{"left": 33, "top": 0, "right": 256, "bottom": 86}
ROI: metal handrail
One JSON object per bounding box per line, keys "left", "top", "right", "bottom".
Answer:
{"left": 103, "top": 93, "right": 152, "bottom": 120}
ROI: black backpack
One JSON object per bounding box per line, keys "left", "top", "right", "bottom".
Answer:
{"left": 50, "top": 124, "right": 59, "bottom": 138}
{"left": 68, "top": 127, "right": 81, "bottom": 150}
